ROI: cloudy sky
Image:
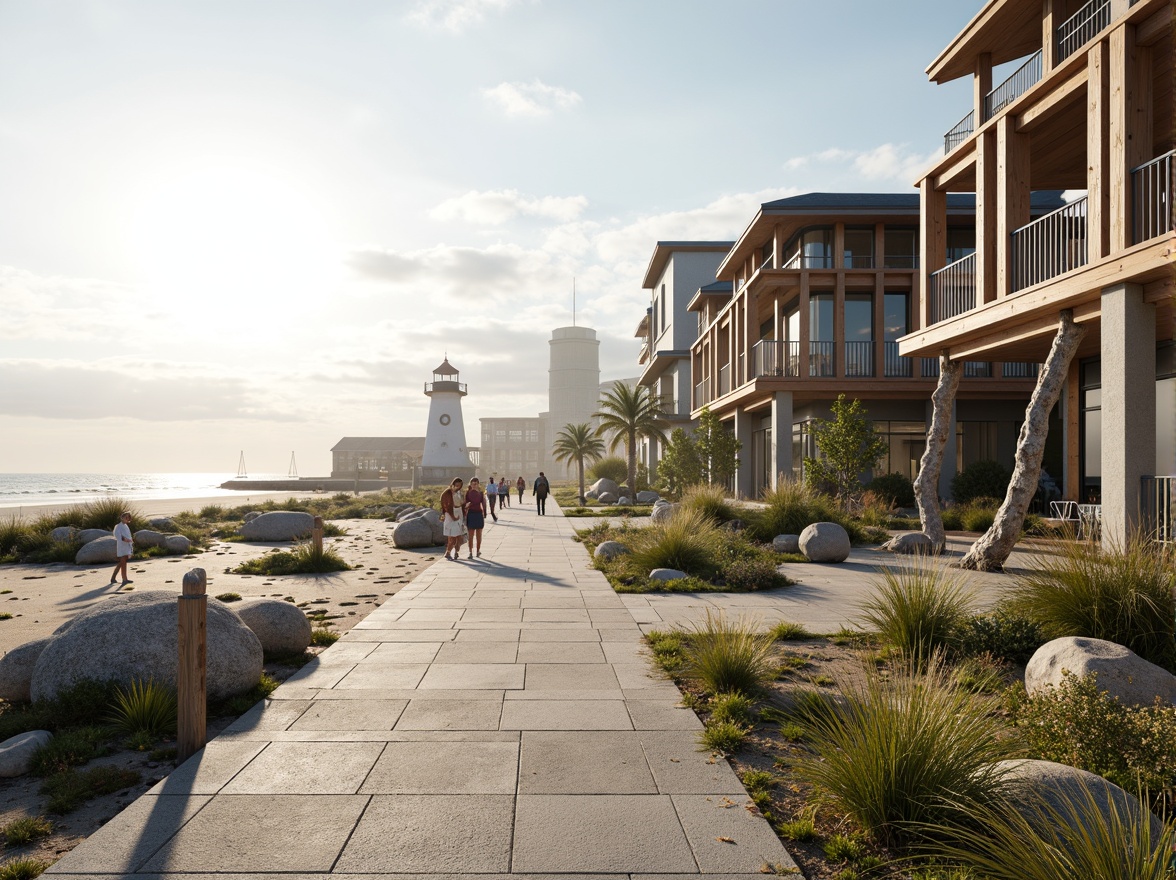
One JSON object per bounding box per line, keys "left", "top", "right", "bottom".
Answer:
{"left": 0, "top": 0, "right": 979, "bottom": 475}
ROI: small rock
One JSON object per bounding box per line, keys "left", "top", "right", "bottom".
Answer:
{"left": 50, "top": 526, "right": 77, "bottom": 542}
{"left": 243, "top": 511, "right": 263, "bottom": 523}
{"left": 77, "top": 528, "right": 113, "bottom": 544}
{"left": 636, "top": 491, "right": 660, "bottom": 504}
{"left": 234, "top": 598, "right": 312, "bottom": 655}
{"left": 0, "top": 730, "right": 53, "bottom": 778}
{"left": 617, "top": 496, "right": 631, "bottom": 506}
{"left": 147, "top": 517, "right": 176, "bottom": 531}
{"left": 240, "top": 511, "right": 315, "bottom": 542}
{"left": 772, "top": 534, "right": 800, "bottom": 554}
{"left": 392, "top": 516, "right": 438, "bottom": 549}
{"left": 133, "top": 529, "right": 168, "bottom": 549}
{"left": 593, "top": 541, "right": 629, "bottom": 561}
{"left": 649, "top": 568, "right": 689, "bottom": 582}
{"left": 589, "top": 478, "right": 622, "bottom": 498}
{"left": 881, "top": 532, "right": 936, "bottom": 555}
{"left": 799, "top": 522, "right": 851, "bottom": 563}
{"left": 597, "top": 492, "right": 619, "bottom": 505}
{"left": 650, "top": 502, "right": 678, "bottom": 525}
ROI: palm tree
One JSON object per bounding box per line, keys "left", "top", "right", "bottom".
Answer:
{"left": 593, "top": 381, "right": 669, "bottom": 498}
{"left": 552, "top": 423, "right": 606, "bottom": 504}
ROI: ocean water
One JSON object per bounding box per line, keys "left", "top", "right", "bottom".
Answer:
{"left": 0, "top": 473, "right": 289, "bottom": 510}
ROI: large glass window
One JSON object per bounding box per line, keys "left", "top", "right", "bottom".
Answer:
{"left": 809, "top": 294, "right": 834, "bottom": 377}
{"left": 843, "top": 228, "right": 875, "bottom": 268}
{"left": 1080, "top": 360, "right": 1101, "bottom": 503}
{"left": 884, "top": 227, "right": 918, "bottom": 268}
{"left": 786, "top": 307, "right": 800, "bottom": 342}
{"left": 884, "top": 293, "right": 908, "bottom": 341}
{"left": 761, "top": 241, "right": 773, "bottom": 270}
{"left": 946, "top": 227, "right": 976, "bottom": 263}
{"left": 802, "top": 229, "right": 833, "bottom": 268}
{"left": 844, "top": 295, "right": 874, "bottom": 377}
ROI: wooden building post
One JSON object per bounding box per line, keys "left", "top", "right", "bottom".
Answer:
{"left": 919, "top": 180, "right": 946, "bottom": 330}
{"left": 177, "top": 568, "right": 207, "bottom": 764}
{"left": 973, "top": 52, "right": 993, "bottom": 123}
{"left": 1088, "top": 38, "right": 1111, "bottom": 261}
{"left": 1041, "top": 0, "right": 1057, "bottom": 75}
{"left": 996, "top": 115, "right": 1031, "bottom": 298}
{"left": 976, "top": 130, "right": 999, "bottom": 303}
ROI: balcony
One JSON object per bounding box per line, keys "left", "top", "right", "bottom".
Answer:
{"left": 944, "top": 110, "right": 974, "bottom": 154}
{"left": 809, "top": 341, "right": 836, "bottom": 378}
{"left": 693, "top": 379, "right": 710, "bottom": 409}
{"left": 984, "top": 50, "right": 1042, "bottom": 120}
{"left": 963, "top": 361, "right": 992, "bottom": 378}
{"left": 1142, "top": 475, "right": 1176, "bottom": 544}
{"left": 1056, "top": 0, "right": 1110, "bottom": 63}
{"left": 844, "top": 341, "right": 875, "bottom": 377}
{"left": 884, "top": 342, "right": 913, "bottom": 377}
{"left": 1002, "top": 362, "right": 1040, "bottom": 379}
{"left": 752, "top": 340, "right": 801, "bottom": 378}
{"left": 1011, "top": 197, "right": 1087, "bottom": 292}
{"left": 782, "top": 251, "right": 834, "bottom": 270}
{"left": 718, "top": 363, "right": 731, "bottom": 397}
{"left": 1132, "top": 150, "right": 1174, "bottom": 244}
{"left": 930, "top": 252, "right": 976, "bottom": 323}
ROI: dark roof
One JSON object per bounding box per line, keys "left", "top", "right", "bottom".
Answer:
{"left": 331, "top": 437, "right": 425, "bottom": 453}
{"left": 699, "top": 281, "right": 732, "bottom": 293}
{"left": 654, "top": 241, "right": 735, "bottom": 248}
{"left": 432, "top": 357, "right": 459, "bottom": 376}
{"left": 759, "top": 190, "right": 1067, "bottom": 213}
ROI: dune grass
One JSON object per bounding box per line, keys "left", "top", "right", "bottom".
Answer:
{"left": 624, "top": 508, "right": 725, "bottom": 580}
{"left": 233, "top": 541, "right": 354, "bottom": 576}
{"left": 107, "top": 679, "right": 177, "bottom": 738}
{"left": 857, "top": 559, "right": 978, "bottom": 664}
{"left": 683, "top": 611, "right": 777, "bottom": 696}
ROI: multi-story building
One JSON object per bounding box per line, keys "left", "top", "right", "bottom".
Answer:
{"left": 637, "top": 242, "right": 733, "bottom": 479}
{"left": 689, "top": 192, "right": 1066, "bottom": 500}
{"left": 330, "top": 437, "right": 424, "bottom": 478}
{"left": 479, "top": 417, "right": 548, "bottom": 483}
{"left": 900, "top": 0, "right": 1174, "bottom": 543}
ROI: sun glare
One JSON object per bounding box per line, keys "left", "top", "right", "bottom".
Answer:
{"left": 130, "top": 164, "right": 339, "bottom": 325}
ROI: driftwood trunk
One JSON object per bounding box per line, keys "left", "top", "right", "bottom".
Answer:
{"left": 959, "top": 311, "right": 1087, "bottom": 571}
{"left": 915, "top": 355, "right": 962, "bottom": 552}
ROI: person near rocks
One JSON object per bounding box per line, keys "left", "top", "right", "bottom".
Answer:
{"left": 440, "top": 478, "right": 465, "bottom": 561}
{"left": 533, "top": 471, "right": 550, "bottom": 516}
{"left": 486, "top": 476, "right": 499, "bottom": 521}
{"left": 516, "top": 475, "right": 526, "bottom": 504}
{"left": 498, "top": 477, "right": 510, "bottom": 509}
{"left": 110, "top": 511, "right": 134, "bottom": 586}
{"left": 464, "top": 477, "right": 487, "bottom": 558}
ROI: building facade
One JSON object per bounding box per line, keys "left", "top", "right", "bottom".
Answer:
{"left": 330, "top": 437, "right": 424, "bottom": 478}
{"left": 900, "top": 0, "right": 1174, "bottom": 544}
{"left": 479, "top": 417, "right": 548, "bottom": 484}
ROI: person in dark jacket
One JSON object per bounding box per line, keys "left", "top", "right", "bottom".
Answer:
{"left": 533, "top": 471, "right": 550, "bottom": 515}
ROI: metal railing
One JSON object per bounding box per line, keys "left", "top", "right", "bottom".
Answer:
{"left": 752, "top": 340, "right": 801, "bottom": 378}
{"left": 984, "top": 50, "right": 1042, "bottom": 120}
{"left": 1142, "top": 475, "right": 1175, "bottom": 543}
{"left": 884, "top": 342, "right": 912, "bottom": 377}
{"left": 809, "top": 341, "right": 836, "bottom": 378}
{"left": 882, "top": 254, "right": 918, "bottom": 269}
{"left": 424, "top": 381, "right": 467, "bottom": 393}
{"left": 1012, "top": 196, "right": 1087, "bottom": 292}
{"left": 718, "top": 363, "right": 731, "bottom": 397}
{"left": 944, "top": 110, "right": 974, "bottom": 154}
{"left": 930, "top": 252, "right": 976, "bottom": 323}
{"left": 844, "top": 341, "right": 875, "bottom": 377}
{"left": 1132, "top": 150, "right": 1174, "bottom": 244}
{"left": 782, "top": 251, "right": 833, "bottom": 270}
{"left": 922, "top": 358, "right": 941, "bottom": 378}
{"left": 844, "top": 254, "right": 875, "bottom": 269}
{"left": 1002, "top": 362, "right": 1040, "bottom": 379}
{"left": 693, "top": 379, "right": 709, "bottom": 409}
{"left": 964, "top": 361, "right": 992, "bottom": 378}
{"left": 1056, "top": 0, "right": 1110, "bottom": 62}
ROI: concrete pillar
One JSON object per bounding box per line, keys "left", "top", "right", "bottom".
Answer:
{"left": 733, "top": 407, "right": 754, "bottom": 500}
{"left": 1101, "top": 283, "right": 1156, "bottom": 546}
{"left": 770, "top": 391, "right": 794, "bottom": 488}
{"left": 929, "top": 399, "right": 958, "bottom": 501}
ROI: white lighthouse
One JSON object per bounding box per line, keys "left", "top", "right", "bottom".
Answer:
{"left": 420, "top": 357, "right": 474, "bottom": 484}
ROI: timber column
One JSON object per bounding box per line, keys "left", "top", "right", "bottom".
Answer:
{"left": 770, "top": 391, "right": 794, "bottom": 488}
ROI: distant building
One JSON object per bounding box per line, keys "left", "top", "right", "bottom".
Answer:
{"left": 479, "top": 417, "right": 548, "bottom": 481}
{"left": 330, "top": 437, "right": 424, "bottom": 478}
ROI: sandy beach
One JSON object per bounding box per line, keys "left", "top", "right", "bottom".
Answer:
{"left": 0, "top": 490, "right": 323, "bottom": 521}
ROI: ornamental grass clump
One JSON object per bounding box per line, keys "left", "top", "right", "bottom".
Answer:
{"left": 795, "top": 653, "right": 1015, "bottom": 850}
{"left": 625, "top": 508, "right": 724, "bottom": 580}
{"left": 857, "top": 559, "right": 977, "bottom": 665}
{"left": 107, "top": 679, "right": 177, "bottom": 738}
{"left": 678, "top": 483, "right": 739, "bottom": 525}
{"left": 747, "top": 479, "right": 840, "bottom": 541}
{"left": 1005, "top": 538, "right": 1176, "bottom": 671}
{"left": 682, "top": 611, "right": 776, "bottom": 696}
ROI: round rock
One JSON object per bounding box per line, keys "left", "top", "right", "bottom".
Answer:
{"left": 1025, "top": 636, "right": 1176, "bottom": 707}
{"left": 772, "top": 534, "right": 800, "bottom": 554}
{"left": 398, "top": 508, "right": 431, "bottom": 522}
{"left": 164, "top": 534, "right": 192, "bottom": 554}
{"left": 0, "top": 730, "right": 53, "bottom": 778}
{"left": 636, "top": 491, "right": 661, "bottom": 504}
{"left": 649, "top": 568, "right": 689, "bottom": 582}
{"left": 881, "top": 532, "right": 936, "bottom": 555}
{"left": 134, "top": 529, "right": 167, "bottom": 549}
{"left": 589, "top": 478, "right": 621, "bottom": 498}
{"left": 0, "top": 638, "right": 51, "bottom": 702}
{"left": 75, "top": 535, "right": 119, "bottom": 565}
{"left": 240, "top": 511, "right": 315, "bottom": 542}
{"left": 234, "top": 598, "right": 312, "bottom": 655}
{"left": 799, "top": 522, "right": 851, "bottom": 563}
{"left": 393, "top": 516, "right": 437, "bottom": 549}
{"left": 650, "top": 502, "right": 678, "bottom": 525}
{"left": 78, "top": 528, "right": 113, "bottom": 544}
{"left": 49, "top": 526, "right": 77, "bottom": 542}
{"left": 30, "top": 590, "right": 262, "bottom": 702}
{"left": 242, "top": 511, "right": 263, "bottom": 523}
{"left": 593, "top": 541, "right": 629, "bottom": 561}
{"left": 597, "top": 492, "right": 619, "bottom": 505}
{"left": 147, "top": 517, "right": 175, "bottom": 531}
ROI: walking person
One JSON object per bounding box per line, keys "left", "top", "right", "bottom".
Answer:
{"left": 110, "top": 511, "right": 134, "bottom": 586}
{"left": 486, "top": 476, "right": 499, "bottom": 521}
{"left": 440, "top": 478, "right": 465, "bottom": 561}
{"left": 516, "top": 475, "right": 526, "bottom": 504}
{"left": 498, "top": 477, "right": 511, "bottom": 508}
{"left": 533, "top": 471, "right": 550, "bottom": 516}
{"left": 464, "top": 477, "right": 487, "bottom": 558}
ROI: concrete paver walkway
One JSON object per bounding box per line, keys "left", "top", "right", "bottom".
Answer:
{"left": 49, "top": 501, "right": 796, "bottom": 878}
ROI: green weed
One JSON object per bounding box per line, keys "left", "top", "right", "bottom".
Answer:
{"left": 769, "top": 620, "right": 814, "bottom": 641}
{"left": 709, "top": 691, "right": 756, "bottom": 725}
{"left": 0, "top": 858, "right": 50, "bottom": 880}
{"left": 698, "top": 720, "right": 748, "bottom": 753}
{"left": 309, "top": 628, "right": 340, "bottom": 647}
{"left": 1, "top": 817, "right": 52, "bottom": 847}
{"left": 41, "top": 766, "right": 140, "bottom": 814}
{"left": 28, "top": 727, "right": 111, "bottom": 776}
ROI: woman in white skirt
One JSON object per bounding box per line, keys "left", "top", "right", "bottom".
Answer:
{"left": 440, "top": 478, "right": 466, "bottom": 561}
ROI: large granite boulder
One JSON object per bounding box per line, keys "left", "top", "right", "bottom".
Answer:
{"left": 772, "top": 534, "right": 800, "bottom": 554}
{"left": 1025, "top": 637, "right": 1176, "bottom": 707}
{"left": 147, "top": 517, "right": 175, "bottom": 531}
{"left": 165, "top": 535, "right": 192, "bottom": 554}
{"left": 636, "top": 491, "right": 660, "bottom": 504}
{"left": 393, "top": 516, "right": 437, "bottom": 549}
{"left": 234, "top": 598, "right": 312, "bottom": 656}
{"left": 650, "top": 502, "right": 678, "bottom": 525}
{"left": 134, "top": 529, "right": 167, "bottom": 549}
{"left": 397, "top": 507, "right": 431, "bottom": 522}
{"left": 239, "top": 511, "right": 314, "bottom": 542}
{"left": 597, "top": 492, "right": 619, "bottom": 505}
{"left": 799, "top": 522, "right": 851, "bottom": 563}
{"left": 75, "top": 536, "right": 119, "bottom": 565}
{"left": 49, "top": 526, "right": 77, "bottom": 542}
{"left": 881, "top": 532, "right": 936, "bottom": 555}
{"left": 594, "top": 541, "right": 629, "bottom": 561}
{"left": 78, "top": 528, "right": 113, "bottom": 544}
{"left": 242, "top": 511, "right": 263, "bottom": 523}
{"left": 589, "top": 478, "right": 622, "bottom": 499}
{"left": 994, "top": 759, "right": 1165, "bottom": 844}
{"left": 0, "top": 731, "right": 52, "bottom": 778}
{"left": 31, "top": 590, "right": 262, "bottom": 702}
{"left": 649, "top": 568, "right": 689, "bottom": 582}
{"left": 0, "top": 638, "right": 51, "bottom": 702}
{"left": 617, "top": 496, "right": 632, "bottom": 506}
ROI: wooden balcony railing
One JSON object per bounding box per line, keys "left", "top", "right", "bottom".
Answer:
{"left": 1132, "top": 150, "right": 1174, "bottom": 244}
{"left": 1011, "top": 197, "right": 1087, "bottom": 292}
{"left": 930, "top": 252, "right": 976, "bottom": 323}
{"left": 809, "top": 341, "right": 836, "bottom": 378}
{"left": 1056, "top": 0, "right": 1110, "bottom": 62}
{"left": 844, "top": 341, "right": 875, "bottom": 377}
{"left": 884, "top": 342, "right": 912, "bottom": 377}
{"left": 944, "top": 109, "right": 974, "bottom": 154}
{"left": 983, "top": 50, "right": 1042, "bottom": 120}
{"left": 752, "top": 340, "right": 801, "bottom": 378}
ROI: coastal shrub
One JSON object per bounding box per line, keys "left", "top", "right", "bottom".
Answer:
{"left": 683, "top": 611, "right": 776, "bottom": 696}
{"left": 769, "top": 620, "right": 814, "bottom": 641}
{"left": 961, "top": 504, "right": 997, "bottom": 533}
{"left": 951, "top": 460, "right": 1010, "bottom": 505}
{"left": 586, "top": 456, "right": 628, "bottom": 486}
{"left": 0, "top": 679, "right": 121, "bottom": 743}
{"left": 1, "top": 816, "right": 52, "bottom": 847}
{"left": 107, "top": 679, "right": 177, "bottom": 738}
{"left": 698, "top": 720, "right": 748, "bottom": 753}
{"left": 309, "top": 628, "right": 340, "bottom": 647}
{"left": 625, "top": 508, "right": 723, "bottom": 580}
{"left": 41, "top": 766, "right": 140, "bottom": 815}
{"left": 955, "top": 608, "right": 1044, "bottom": 664}
{"left": 865, "top": 472, "right": 916, "bottom": 508}
{"left": 678, "top": 483, "right": 739, "bottom": 524}
{"left": 29, "top": 727, "right": 111, "bottom": 776}
{"left": 857, "top": 559, "right": 977, "bottom": 664}
{"left": 207, "top": 673, "right": 279, "bottom": 718}
{"left": 232, "top": 542, "right": 353, "bottom": 576}
{"left": 747, "top": 479, "right": 839, "bottom": 540}
{"left": 708, "top": 691, "right": 756, "bottom": 725}
{"left": 0, "top": 858, "right": 50, "bottom": 880}
{"left": 795, "top": 654, "right": 1014, "bottom": 849}
{"left": 719, "top": 557, "right": 791, "bottom": 591}
{"left": 1005, "top": 538, "right": 1176, "bottom": 670}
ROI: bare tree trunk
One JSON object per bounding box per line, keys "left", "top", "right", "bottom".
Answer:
{"left": 577, "top": 455, "right": 586, "bottom": 504}
{"left": 627, "top": 431, "right": 637, "bottom": 499}
{"left": 959, "top": 310, "right": 1087, "bottom": 571}
{"left": 915, "top": 355, "right": 963, "bottom": 552}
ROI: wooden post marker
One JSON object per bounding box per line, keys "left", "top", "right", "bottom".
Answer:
{"left": 313, "top": 516, "right": 324, "bottom": 555}
{"left": 177, "top": 568, "right": 207, "bottom": 763}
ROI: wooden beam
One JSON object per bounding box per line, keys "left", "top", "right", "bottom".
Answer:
{"left": 946, "top": 300, "right": 1102, "bottom": 360}
{"left": 996, "top": 114, "right": 1031, "bottom": 299}
{"left": 1017, "top": 65, "right": 1088, "bottom": 130}
{"left": 933, "top": 148, "right": 978, "bottom": 190}
{"left": 1136, "top": 6, "right": 1170, "bottom": 45}
{"left": 974, "top": 52, "right": 993, "bottom": 123}
{"left": 976, "top": 129, "right": 998, "bottom": 304}
{"left": 1088, "top": 39, "right": 1111, "bottom": 261}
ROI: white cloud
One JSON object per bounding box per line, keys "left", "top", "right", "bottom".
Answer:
{"left": 782, "top": 143, "right": 940, "bottom": 186}
{"left": 406, "top": 0, "right": 525, "bottom": 32}
{"left": 482, "top": 79, "right": 582, "bottom": 118}
{"left": 0, "top": 265, "right": 141, "bottom": 341}
{"left": 430, "top": 189, "right": 588, "bottom": 225}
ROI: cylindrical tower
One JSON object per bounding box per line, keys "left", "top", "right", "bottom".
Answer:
{"left": 421, "top": 358, "right": 474, "bottom": 483}
{"left": 548, "top": 327, "right": 600, "bottom": 476}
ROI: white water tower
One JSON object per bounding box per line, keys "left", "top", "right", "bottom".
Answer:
{"left": 420, "top": 357, "right": 474, "bottom": 483}
{"left": 547, "top": 326, "right": 600, "bottom": 476}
